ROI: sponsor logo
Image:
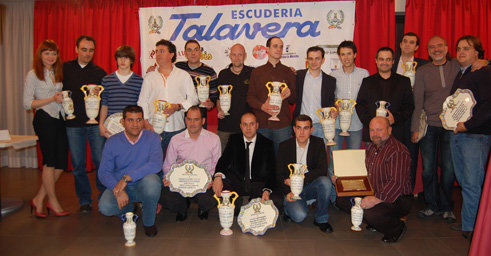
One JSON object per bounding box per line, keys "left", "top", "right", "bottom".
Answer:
{"left": 281, "top": 44, "right": 299, "bottom": 59}
{"left": 327, "top": 10, "right": 344, "bottom": 29}
{"left": 252, "top": 45, "right": 267, "bottom": 60}
{"left": 148, "top": 16, "right": 163, "bottom": 34}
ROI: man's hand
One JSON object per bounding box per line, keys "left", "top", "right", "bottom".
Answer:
{"left": 261, "top": 98, "right": 280, "bottom": 116}
{"left": 162, "top": 177, "right": 171, "bottom": 187}
{"left": 113, "top": 177, "right": 129, "bottom": 196}
{"left": 53, "top": 92, "right": 63, "bottom": 104}
{"left": 206, "top": 182, "right": 212, "bottom": 189}
{"left": 289, "top": 66, "right": 297, "bottom": 75}
{"left": 216, "top": 101, "right": 225, "bottom": 119}
{"left": 163, "top": 104, "right": 179, "bottom": 117}
{"left": 144, "top": 120, "right": 154, "bottom": 131}
{"left": 284, "top": 178, "right": 291, "bottom": 186}
{"left": 386, "top": 110, "right": 395, "bottom": 125}
{"left": 99, "top": 125, "right": 112, "bottom": 138}
{"left": 116, "top": 191, "right": 129, "bottom": 209}
{"left": 285, "top": 192, "right": 296, "bottom": 202}
{"left": 330, "top": 108, "right": 339, "bottom": 119}
{"left": 201, "top": 99, "right": 214, "bottom": 110}
{"left": 471, "top": 59, "right": 489, "bottom": 72}
{"left": 261, "top": 190, "right": 270, "bottom": 203}
{"left": 146, "top": 63, "right": 157, "bottom": 74}
{"left": 280, "top": 87, "right": 291, "bottom": 100}
{"left": 360, "top": 196, "right": 382, "bottom": 209}
{"left": 212, "top": 176, "right": 223, "bottom": 196}
{"left": 454, "top": 122, "right": 467, "bottom": 134}
{"left": 411, "top": 132, "right": 420, "bottom": 143}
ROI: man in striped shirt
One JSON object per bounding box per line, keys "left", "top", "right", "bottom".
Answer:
{"left": 99, "top": 45, "right": 143, "bottom": 138}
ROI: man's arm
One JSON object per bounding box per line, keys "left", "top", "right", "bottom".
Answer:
{"left": 246, "top": 70, "right": 264, "bottom": 111}
{"left": 208, "top": 70, "right": 219, "bottom": 105}
{"left": 137, "top": 75, "right": 152, "bottom": 122}
{"left": 377, "top": 150, "right": 411, "bottom": 203}
{"left": 410, "top": 69, "right": 425, "bottom": 141}
{"left": 97, "top": 140, "right": 119, "bottom": 190}
{"left": 304, "top": 138, "right": 328, "bottom": 185}
{"left": 286, "top": 68, "right": 297, "bottom": 104}
{"left": 276, "top": 141, "right": 292, "bottom": 195}
{"left": 181, "top": 74, "right": 199, "bottom": 110}
{"left": 163, "top": 137, "right": 178, "bottom": 176}
{"left": 462, "top": 68, "right": 491, "bottom": 131}
{"left": 392, "top": 77, "right": 414, "bottom": 126}
{"left": 208, "top": 135, "right": 222, "bottom": 176}
{"left": 355, "top": 78, "right": 372, "bottom": 126}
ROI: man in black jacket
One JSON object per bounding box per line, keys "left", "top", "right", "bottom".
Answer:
{"left": 213, "top": 112, "right": 281, "bottom": 214}
{"left": 277, "top": 115, "right": 333, "bottom": 233}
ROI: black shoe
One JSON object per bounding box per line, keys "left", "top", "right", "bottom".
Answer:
{"left": 176, "top": 212, "right": 187, "bottom": 222}
{"left": 462, "top": 231, "right": 473, "bottom": 240}
{"left": 283, "top": 214, "right": 292, "bottom": 223}
{"left": 366, "top": 225, "right": 377, "bottom": 232}
{"left": 80, "top": 204, "right": 92, "bottom": 213}
{"left": 198, "top": 209, "right": 209, "bottom": 220}
{"left": 313, "top": 221, "right": 333, "bottom": 233}
{"left": 382, "top": 224, "right": 407, "bottom": 243}
{"left": 144, "top": 225, "right": 158, "bottom": 237}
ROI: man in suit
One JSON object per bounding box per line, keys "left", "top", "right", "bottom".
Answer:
{"left": 213, "top": 112, "right": 282, "bottom": 214}
{"left": 277, "top": 115, "right": 333, "bottom": 233}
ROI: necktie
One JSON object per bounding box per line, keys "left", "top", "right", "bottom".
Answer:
{"left": 245, "top": 141, "right": 252, "bottom": 193}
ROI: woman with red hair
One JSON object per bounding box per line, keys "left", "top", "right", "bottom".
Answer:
{"left": 23, "top": 40, "right": 69, "bottom": 218}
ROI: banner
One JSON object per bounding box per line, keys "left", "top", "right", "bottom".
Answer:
{"left": 139, "top": 1, "right": 355, "bottom": 74}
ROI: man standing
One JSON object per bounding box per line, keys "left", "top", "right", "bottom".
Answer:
{"left": 277, "top": 115, "right": 333, "bottom": 233}
{"left": 98, "top": 105, "right": 162, "bottom": 237}
{"left": 337, "top": 117, "right": 412, "bottom": 243}
{"left": 356, "top": 47, "right": 414, "bottom": 143}
{"left": 247, "top": 36, "right": 296, "bottom": 152}
{"left": 63, "top": 35, "right": 107, "bottom": 213}
{"left": 99, "top": 45, "right": 143, "bottom": 138}
{"left": 216, "top": 44, "right": 254, "bottom": 150}
{"left": 449, "top": 35, "right": 491, "bottom": 239}
{"left": 161, "top": 106, "right": 220, "bottom": 221}
{"left": 175, "top": 40, "right": 218, "bottom": 122}
{"left": 213, "top": 112, "right": 281, "bottom": 214}
{"left": 137, "top": 39, "right": 198, "bottom": 156}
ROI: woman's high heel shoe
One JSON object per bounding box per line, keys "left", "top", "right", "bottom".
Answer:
{"left": 30, "top": 200, "right": 47, "bottom": 219}
{"left": 46, "top": 202, "right": 70, "bottom": 217}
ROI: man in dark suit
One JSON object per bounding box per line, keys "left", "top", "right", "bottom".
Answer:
{"left": 277, "top": 115, "right": 333, "bottom": 233}
{"left": 213, "top": 112, "right": 282, "bottom": 214}
{"left": 292, "top": 46, "right": 336, "bottom": 141}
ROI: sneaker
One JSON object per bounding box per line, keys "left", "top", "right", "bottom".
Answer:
{"left": 80, "top": 204, "right": 92, "bottom": 213}
{"left": 417, "top": 208, "right": 435, "bottom": 218}
{"left": 443, "top": 211, "right": 457, "bottom": 223}
{"left": 144, "top": 225, "right": 158, "bottom": 237}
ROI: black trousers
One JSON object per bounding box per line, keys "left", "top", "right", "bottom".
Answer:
{"left": 159, "top": 186, "right": 217, "bottom": 215}
{"left": 337, "top": 195, "right": 412, "bottom": 237}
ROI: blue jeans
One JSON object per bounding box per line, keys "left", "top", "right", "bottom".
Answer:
{"left": 450, "top": 133, "right": 491, "bottom": 231}
{"left": 66, "top": 125, "right": 106, "bottom": 205}
{"left": 420, "top": 126, "right": 455, "bottom": 212}
{"left": 284, "top": 176, "right": 332, "bottom": 223}
{"left": 98, "top": 174, "right": 161, "bottom": 226}
{"left": 257, "top": 126, "right": 292, "bottom": 154}
{"left": 327, "top": 128, "right": 362, "bottom": 202}
{"left": 160, "top": 128, "right": 185, "bottom": 158}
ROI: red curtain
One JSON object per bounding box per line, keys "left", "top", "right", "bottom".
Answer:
{"left": 404, "top": 0, "right": 490, "bottom": 60}
{"left": 469, "top": 157, "right": 491, "bottom": 255}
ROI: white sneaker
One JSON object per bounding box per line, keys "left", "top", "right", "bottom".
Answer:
{"left": 443, "top": 211, "right": 457, "bottom": 223}
{"left": 417, "top": 208, "right": 435, "bottom": 218}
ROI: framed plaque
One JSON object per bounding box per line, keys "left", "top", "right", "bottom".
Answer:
{"left": 237, "top": 198, "right": 279, "bottom": 236}
{"left": 333, "top": 149, "right": 374, "bottom": 197}
{"left": 166, "top": 160, "right": 212, "bottom": 197}
{"left": 440, "top": 89, "right": 476, "bottom": 130}
{"left": 103, "top": 112, "right": 124, "bottom": 137}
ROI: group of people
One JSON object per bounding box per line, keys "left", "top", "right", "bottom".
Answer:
{"left": 23, "top": 32, "right": 490, "bottom": 242}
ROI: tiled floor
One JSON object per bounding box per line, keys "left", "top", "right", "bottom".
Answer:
{"left": 0, "top": 167, "right": 471, "bottom": 255}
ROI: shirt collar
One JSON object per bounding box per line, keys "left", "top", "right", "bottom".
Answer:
{"left": 124, "top": 130, "right": 143, "bottom": 145}
{"left": 295, "top": 138, "right": 310, "bottom": 150}
{"left": 243, "top": 134, "right": 257, "bottom": 145}
{"left": 184, "top": 128, "right": 204, "bottom": 139}
{"left": 460, "top": 64, "right": 472, "bottom": 74}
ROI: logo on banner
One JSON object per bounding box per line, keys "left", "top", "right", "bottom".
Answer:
{"left": 148, "top": 16, "right": 163, "bottom": 34}
{"left": 252, "top": 45, "right": 267, "bottom": 60}
{"left": 327, "top": 10, "right": 344, "bottom": 29}
{"left": 281, "top": 44, "right": 299, "bottom": 60}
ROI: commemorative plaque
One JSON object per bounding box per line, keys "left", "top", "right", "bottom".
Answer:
{"left": 237, "top": 198, "right": 279, "bottom": 236}
{"left": 103, "top": 112, "right": 124, "bottom": 137}
{"left": 333, "top": 149, "right": 374, "bottom": 197}
{"left": 440, "top": 89, "right": 476, "bottom": 130}
{"left": 166, "top": 160, "right": 212, "bottom": 197}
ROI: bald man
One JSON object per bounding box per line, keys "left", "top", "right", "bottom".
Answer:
{"left": 336, "top": 116, "right": 412, "bottom": 243}
{"left": 216, "top": 44, "right": 255, "bottom": 150}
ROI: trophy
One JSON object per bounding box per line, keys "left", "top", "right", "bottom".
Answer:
{"left": 61, "top": 90, "right": 75, "bottom": 120}
{"left": 195, "top": 75, "right": 210, "bottom": 107}
{"left": 121, "top": 212, "right": 138, "bottom": 247}
{"left": 335, "top": 99, "right": 356, "bottom": 136}
{"left": 375, "top": 101, "right": 390, "bottom": 117}
{"left": 152, "top": 100, "right": 171, "bottom": 134}
{"left": 81, "top": 84, "right": 104, "bottom": 124}
{"left": 288, "top": 163, "right": 307, "bottom": 200}
{"left": 402, "top": 61, "right": 418, "bottom": 87}
{"left": 214, "top": 190, "right": 239, "bottom": 236}
{"left": 265, "top": 81, "right": 288, "bottom": 121}
{"left": 350, "top": 197, "right": 363, "bottom": 231}
{"left": 218, "top": 85, "right": 233, "bottom": 116}
{"left": 316, "top": 107, "right": 337, "bottom": 146}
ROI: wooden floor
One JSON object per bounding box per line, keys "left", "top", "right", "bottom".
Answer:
{"left": 0, "top": 167, "right": 471, "bottom": 256}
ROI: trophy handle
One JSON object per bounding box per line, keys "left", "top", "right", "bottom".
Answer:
{"left": 68, "top": 90, "right": 72, "bottom": 97}
{"left": 279, "top": 82, "right": 288, "bottom": 93}
{"left": 265, "top": 82, "right": 273, "bottom": 96}
{"left": 412, "top": 62, "right": 418, "bottom": 71}
{"left": 300, "top": 164, "right": 307, "bottom": 178}
{"left": 194, "top": 76, "right": 200, "bottom": 85}
{"left": 316, "top": 108, "right": 323, "bottom": 119}
{"left": 288, "top": 163, "right": 294, "bottom": 177}
{"left": 213, "top": 194, "right": 221, "bottom": 208}
{"left": 349, "top": 100, "right": 357, "bottom": 113}
{"left": 205, "top": 75, "right": 211, "bottom": 85}
{"left": 96, "top": 85, "right": 104, "bottom": 99}
{"left": 153, "top": 100, "right": 159, "bottom": 112}
{"left": 228, "top": 85, "right": 233, "bottom": 94}
{"left": 218, "top": 86, "right": 223, "bottom": 95}
{"left": 230, "top": 191, "right": 239, "bottom": 206}
{"left": 386, "top": 102, "right": 391, "bottom": 108}
{"left": 80, "top": 85, "right": 88, "bottom": 100}
{"left": 335, "top": 99, "right": 342, "bottom": 108}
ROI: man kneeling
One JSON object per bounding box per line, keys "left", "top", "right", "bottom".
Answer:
{"left": 98, "top": 105, "right": 163, "bottom": 237}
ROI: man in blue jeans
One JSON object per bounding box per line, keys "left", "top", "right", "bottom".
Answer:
{"left": 63, "top": 35, "right": 107, "bottom": 213}
{"left": 98, "top": 105, "right": 163, "bottom": 237}
{"left": 277, "top": 115, "right": 333, "bottom": 233}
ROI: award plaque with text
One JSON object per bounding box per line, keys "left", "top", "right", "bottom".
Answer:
{"left": 333, "top": 149, "right": 374, "bottom": 197}
{"left": 103, "top": 112, "right": 124, "bottom": 137}
{"left": 440, "top": 89, "right": 476, "bottom": 131}
{"left": 166, "top": 160, "right": 212, "bottom": 197}
{"left": 237, "top": 198, "right": 279, "bottom": 236}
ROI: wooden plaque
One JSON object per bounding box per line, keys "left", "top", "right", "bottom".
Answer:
{"left": 333, "top": 149, "right": 374, "bottom": 197}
